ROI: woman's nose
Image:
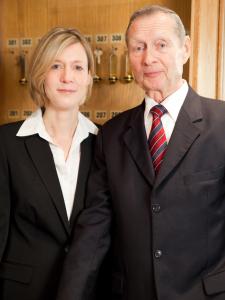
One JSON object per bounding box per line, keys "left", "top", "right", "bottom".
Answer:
{"left": 60, "top": 67, "right": 74, "bottom": 83}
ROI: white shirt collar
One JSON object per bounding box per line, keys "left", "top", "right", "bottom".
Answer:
{"left": 144, "top": 80, "right": 189, "bottom": 122}
{"left": 16, "top": 108, "right": 98, "bottom": 144}
{"left": 72, "top": 111, "right": 98, "bottom": 149}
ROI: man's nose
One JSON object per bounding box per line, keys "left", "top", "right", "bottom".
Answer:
{"left": 143, "top": 48, "right": 157, "bottom": 65}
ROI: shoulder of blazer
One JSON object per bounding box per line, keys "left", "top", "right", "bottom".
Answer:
{"left": 101, "top": 101, "right": 145, "bottom": 132}
{"left": 180, "top": 85, "right": 225, "bottom": 124}
{"left": 187, "top": 85, "right": 225, "bottom": 109}
{"left": 0, "top": 121, "right": 25, "bottom": 149}
{"left": 0, "top": 120, "right": 24, "bottom": 136}
{"left": 189, "top": 86, "right": 225, "bottom": 119}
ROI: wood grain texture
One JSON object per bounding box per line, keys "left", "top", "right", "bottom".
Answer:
{"left": 189, "top": 0, "right": 225, "bottom": 100}
{"left": 217, "top": 0, "right": 225, "bottom": 99}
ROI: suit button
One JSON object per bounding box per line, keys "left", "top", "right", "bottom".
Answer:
{"left": 64, "top": 245, "right": 69, "bottom": 253}
{"left": 152, "top": 204, "right": 161, "bottom": 213}
{"left": 154, "top": 250, "right": 162, "bottom": 258}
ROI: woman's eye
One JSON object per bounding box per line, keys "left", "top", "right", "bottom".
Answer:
{"left": 51, "top": 64, "right": 62, "bottom": 70}
{"left": 75, "top": 65, "right": 83, "bottom": 71}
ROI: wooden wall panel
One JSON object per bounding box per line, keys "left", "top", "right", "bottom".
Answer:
{"left": 0, "top": 0, "right": 48, "bottom": 124}
{"left": 189, "top": 0, "right": 225, "bottom": 100}
{"left": 218, "top": 0, "right": 225, "bottom": 99}
{"left": 0, "top": 0, "right": 191, "bottom": 125}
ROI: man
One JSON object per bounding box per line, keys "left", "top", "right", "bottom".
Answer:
{"left": 57, "top": 5, "right": 225, "bottom": 300}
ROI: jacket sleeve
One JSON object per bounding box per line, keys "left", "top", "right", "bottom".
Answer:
{"left": 57, "top": 128, "right": 112, "bottom": 300}
{"left": 0, "top": 128, "right": 11, "bottom": 261}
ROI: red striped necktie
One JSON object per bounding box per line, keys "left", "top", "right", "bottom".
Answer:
{"left": 149, "top": 104, "right": 167, "bottom": 175}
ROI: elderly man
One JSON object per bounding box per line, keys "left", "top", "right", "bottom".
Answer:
{"left": 57, "top": 5, "right": 225, "bottom": 300}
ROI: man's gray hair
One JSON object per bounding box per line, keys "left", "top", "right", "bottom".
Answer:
{"left": 125, "top": 5, "right": 186, "bottom": 45}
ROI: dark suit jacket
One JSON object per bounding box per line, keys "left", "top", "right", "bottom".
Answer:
{"left": 57, "top": 87, "right": 225, "bottom": 300}
{"left": 0, "top": 120, "right": 96, "bottom": 300}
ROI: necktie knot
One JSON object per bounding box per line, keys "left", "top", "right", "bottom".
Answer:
{"left": 150, "top": 104, "right": 167, "bottom": 118}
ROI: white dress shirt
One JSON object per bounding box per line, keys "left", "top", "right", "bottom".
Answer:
{"left": 17, "top": 108, "right": 98, "bottom": 219}
{"left": 144, "top": 80, "right": 189, "bottom": 142}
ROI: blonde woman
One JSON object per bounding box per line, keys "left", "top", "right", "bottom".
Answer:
{"left": 0, "top": 27, "right": 98, "bottom": 300}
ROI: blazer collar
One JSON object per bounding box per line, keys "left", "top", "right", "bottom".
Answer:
{"left": 69, "top": 134, "right": 95, "bottom": 227}
{"left": 123, "top": 102, "right": 155, "bottom": 186}
{"left": 24, "top": 135, "right": 70, "bottom": 235}
{"left": 155, "top": 86, "right": 203, "bottom": 187}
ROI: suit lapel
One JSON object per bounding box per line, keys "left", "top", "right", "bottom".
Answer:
{"left": 25, "top": 135, "right": 70, "bottom": 235}
{"left": 69, "top": 134, "right": 95, "bottom": 228}
{"left": 155, "top": 87, "right": 203, "bottom": 187}
{"left": 123, "top": 102, "right": 155, "bottom": 186}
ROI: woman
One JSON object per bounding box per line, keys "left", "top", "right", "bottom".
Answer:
{"left": 0, "top": 27, "right": 98, "bottom": 300}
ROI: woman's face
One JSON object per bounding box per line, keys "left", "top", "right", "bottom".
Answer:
{"left": 44, "top": 42, "right": 91, "bottom": 112}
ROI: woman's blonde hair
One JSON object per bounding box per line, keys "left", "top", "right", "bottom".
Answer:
{"left": 29, "top": 27, "right": 94, "bottom": 107}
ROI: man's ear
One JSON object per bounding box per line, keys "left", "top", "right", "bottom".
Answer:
{"left": 182, "top": 35, "right": 191, "bottom": 64}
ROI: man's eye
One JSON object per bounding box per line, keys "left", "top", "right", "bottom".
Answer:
{"left": 157, "top": 42, "right": 167, "bottom": 50}
{"left": 135, "top": 46, "right": 144, "bottom": 52}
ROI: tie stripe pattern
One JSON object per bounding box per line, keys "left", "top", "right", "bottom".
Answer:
{"left": 149, "top": 105, "right": 167, "bottom": 175}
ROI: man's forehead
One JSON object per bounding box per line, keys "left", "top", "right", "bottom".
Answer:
{"left": 128, "top": 13, "right": 178, "bottom": 41}
{"left": 131, "top": 12, "right": 176, "bottom": 29}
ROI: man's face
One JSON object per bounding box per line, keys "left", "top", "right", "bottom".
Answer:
{"left": 127, "top": 12, "right": 191, "bottom": 101}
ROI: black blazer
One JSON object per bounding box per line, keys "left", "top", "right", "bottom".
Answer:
{"left": 0, "top": 120, "right": 96, "bottom": 300}
{"left": 57, "top": 87, "right": 225, "bottom": 300}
